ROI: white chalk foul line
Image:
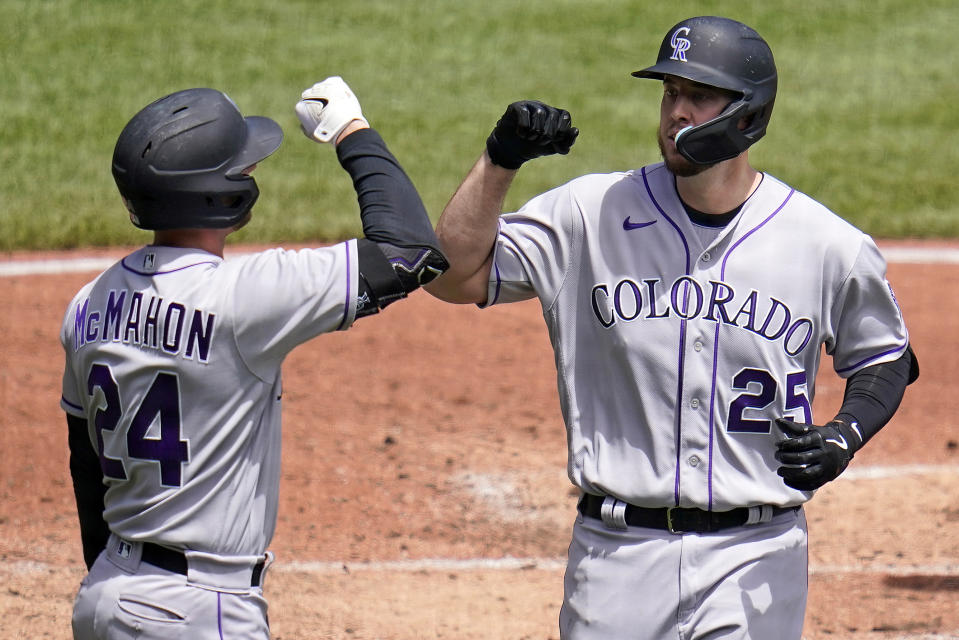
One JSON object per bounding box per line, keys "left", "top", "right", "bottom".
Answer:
{"left": 0, "top": 256, "right": 117, "bottom": 276}
{"left": 274, "top": 558, "right": 959, "bottom": 576}
{"left": 8, "top": 557, "right": 958, "bottom": 577}
{"left": 808, "top": 563, "right": 959, "bottom": 577}
{"left": 278, "top": 556, "right": 565, "bottom": 574}
{"left": 881, "top": 246, "right": 959, "bottom": 264}
{"left": 841, "top": 463, "right": 959, "bottom": 480}
{"left": 3, "top": 245, "right": 959, "bottom": 277}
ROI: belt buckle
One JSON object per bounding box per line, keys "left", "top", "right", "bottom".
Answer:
{"left": 666, "top": 507, "right": 686, "bottom": 534}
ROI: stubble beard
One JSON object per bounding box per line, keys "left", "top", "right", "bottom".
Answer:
{"left": 657, "top": 129, "right": 712, "bottom": 178}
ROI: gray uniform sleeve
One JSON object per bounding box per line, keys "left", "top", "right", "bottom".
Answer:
{"left": 232, "top": 242, "right": 359, "bottom": 380}
{"left": 485, "top": 183, "right": 577, "bottom": 308}
{"left": 828, "top": 237, "right": 910, "bottom": 376}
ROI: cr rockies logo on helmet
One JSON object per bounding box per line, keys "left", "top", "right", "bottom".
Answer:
{"left": 669, "top": 27, "right": 692, "bottom": 61}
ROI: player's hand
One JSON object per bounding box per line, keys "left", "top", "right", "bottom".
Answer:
{"left": 775, "top": 418, "right": 862, "bottom": 491}
{"left": 486, "top": 100, "right": 579, "bottom": 170}
{"left": 295, "top": 76, "right": 370, "bottom": 144}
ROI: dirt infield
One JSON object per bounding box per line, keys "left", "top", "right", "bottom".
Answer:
{"left": 0, "top": 242, "right": 957, "bottom": 639}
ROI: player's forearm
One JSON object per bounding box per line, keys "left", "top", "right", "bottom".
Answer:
{"left": 833, "top": 345, "right": 918, "bottom": 447}
{"left": 67, "top": 414, "right": 110, "bottom": 569}
{"left": 426, "top": 152, "right": 516, "bottom": 304}
{"left": 335, "top": 127, "right": 449, "bottom": 309}
{"left": 336, "top": 127, "right": 439, "bottom": 248}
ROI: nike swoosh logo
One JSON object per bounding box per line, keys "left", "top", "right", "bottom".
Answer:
{"left": 849, "top": 421, "right": 862, "bottom": 441}
{"left": 623, "top": 217, "right": 657, "bottom": 231}
{"left": 825, "top": 434, "right": 849, "bottom": 450}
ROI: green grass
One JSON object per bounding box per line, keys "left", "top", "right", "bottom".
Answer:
{"left": 2, "top": 0, "right": 957, "bottom": 250}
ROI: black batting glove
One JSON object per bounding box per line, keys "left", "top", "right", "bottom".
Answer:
{"left": 486, "top": 100, "right": 579, "bottom": 170}
{"left": 775, "top": 418, "right": 863, "bottom": 491}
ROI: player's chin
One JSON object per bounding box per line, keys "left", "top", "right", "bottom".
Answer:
{"left": 662, "top": 149, "right": 708, "bottom": 178}
{"left": 657, "top": 132, "right": 707, "bottom": 177}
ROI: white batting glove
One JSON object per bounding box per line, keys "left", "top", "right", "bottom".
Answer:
{"left": 295, "top": 76, "right": 369, "bottom": 144}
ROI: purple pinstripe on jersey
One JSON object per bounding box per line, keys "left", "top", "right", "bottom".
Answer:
{"left": 217, "top": 592, "right": 224, "bottom": 639}
{"left": 704, "top": 186, "right": 795, "bottom": 510}
{"left": 641, "top": 166, "right": 691, "bottom": 507}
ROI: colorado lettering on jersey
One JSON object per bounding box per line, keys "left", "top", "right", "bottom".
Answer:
{"left": 590, "top": 276, "right": 814, "bottom": 356}
{"left": 72, "top": 289, "right": 216, "bottom": 362}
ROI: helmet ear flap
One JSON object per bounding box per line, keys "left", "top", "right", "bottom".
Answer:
{"left": 675, "top": 100, "right": 751, "bottom": 165}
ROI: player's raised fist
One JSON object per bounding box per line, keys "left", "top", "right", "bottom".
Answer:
{"left": 296, "top": 76, "right": 370, "bottom": 144}
{"left": 486, "top": 100, "right": 579, "bottom": 170}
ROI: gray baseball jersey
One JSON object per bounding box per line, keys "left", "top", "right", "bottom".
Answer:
{"left": 60, "top": 243, "right": 358, "bottom": 556}
{"left": 486, "top": 163, "right": 908, "bottom": 511}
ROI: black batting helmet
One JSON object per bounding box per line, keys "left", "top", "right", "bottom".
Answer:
{"left": 633, "top": 16, "right": 777, "bottom": 165}
{"left": 112, "top": 88, "right": 283, "bottom": 230}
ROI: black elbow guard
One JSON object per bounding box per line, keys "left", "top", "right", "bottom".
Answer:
{"left": 357, "top": 239, "right": 449, "bottom": 309}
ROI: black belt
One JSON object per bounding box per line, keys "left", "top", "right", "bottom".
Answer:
{"left": 578, "top": 494, "right": 798, "bottom": 534}
{"left": 141, "top": 542, "right": 266, "bottom": 587}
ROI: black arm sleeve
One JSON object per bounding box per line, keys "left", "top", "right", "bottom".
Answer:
{"left": 336, "top": 127, "right": 440, "bottom": 248}
{"left": 67, "top": 413, "right": 109, "bottom": 569}
{"left": 833, "top": 344, "right": 919, "bottom": 447}
{"left": 336, "top": 128, "right": 448, "bottom": 313}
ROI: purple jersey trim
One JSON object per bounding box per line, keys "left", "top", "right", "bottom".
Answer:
{"left": 336, "top": 241, "right": 352, "bottom": 331}
{"left": 490, "top": 261, "right": 503, "bottom": 305}
{"left": 835, "top": 344, "right": 907, "bottom": 374}
{"left": 489, "top": 219, "right": 512, "bottom": 306}
{"left": 61, "top": 395, "right": 83, "bottom": 412}
{"left": 641, "top": 166, "right": 691, "bottom": 507}
{"left": 703, "top": 187, "right": 795, "bottom": 510}
{"left": 120, "top": 257, "right": 219, "bottom": 276}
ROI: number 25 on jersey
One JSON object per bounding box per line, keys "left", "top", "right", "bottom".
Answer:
{"left": 728, "top": 369, "right": 811, "bottom": 433}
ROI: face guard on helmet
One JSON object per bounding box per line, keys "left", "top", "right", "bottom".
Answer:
{"left": 633, "top": 16, "right": 777, "bottom": 165}
{"left": 112, "top": 88, "right": 283, "bottom": 230}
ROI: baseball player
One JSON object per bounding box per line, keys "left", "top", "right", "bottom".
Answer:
{"left": 61, "top": 77, "right": 447, "bottom": 639}
{"left": 426, "top": 16, "right": 918, "bottom": 639}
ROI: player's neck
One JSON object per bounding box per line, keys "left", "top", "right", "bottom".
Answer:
{"left": 675, "top": 157, "right": 761, "bottom": 216}
{"left": 151, "top": 229, "right": 229, "bottom": 258}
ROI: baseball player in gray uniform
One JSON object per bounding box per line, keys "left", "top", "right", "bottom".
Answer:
{"left": 61, "top": 77, "right": 447, "bottom": 639}
{"left": 426, "top": 16, "right": 918, "bottom": 640}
